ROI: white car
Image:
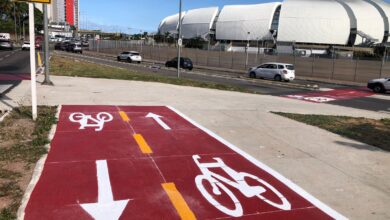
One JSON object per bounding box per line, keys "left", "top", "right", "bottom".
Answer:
{"left": 367, "top": 78, "right": 390, "bottom": 93}
{"left": 22, "top": 41, "right": 30, "bottom": 50}
{"left": 117, "top": 51, "right": 142, "bottom": 63}
{"left": 248, "top": 62, "right": 295, "bottom": 82}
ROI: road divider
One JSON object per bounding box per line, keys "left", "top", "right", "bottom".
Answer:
{"left": 133, "top": 133, "right": 153, "bottom": 154}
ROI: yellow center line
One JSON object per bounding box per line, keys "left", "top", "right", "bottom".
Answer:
{"left": 119, "top": 111, "right": 130, "bottom": 122}
{"left": 133, "top": 134, "right": 153, "bottom": 154}
{"left": 162, "top": 182, "right": 196, "bottom": 220}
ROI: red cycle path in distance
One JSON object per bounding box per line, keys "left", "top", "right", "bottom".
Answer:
{"left": 23, "top": 105, "right": 346, "bottom": 220}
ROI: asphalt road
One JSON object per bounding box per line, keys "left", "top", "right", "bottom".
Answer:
{"left": 1, "top": 49, "right": 388, "bottom": 114}
{"left": 0, "top": 49, "right": 30, "bottom": 96}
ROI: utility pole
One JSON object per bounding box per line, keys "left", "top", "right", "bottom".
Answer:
{"left": 14, "top": 2, "right": 18, "bottom": 41}
{"left": 29, "top": 3, "right": 37, "bottom": 120}
{"left": 42, "top": 4, "right": 53, "bottom": 85}
{"left": 177, "top": 0, "right": 182, "bottom": 78}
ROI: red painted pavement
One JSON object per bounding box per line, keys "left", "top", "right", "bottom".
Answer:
{"left": 285, "top": 88, "right": 374, "bottom": 103}
{"left": 0, "top": 73, "right": 30, "bottom": 81}
{"left": 23, "top": 105, "right": 345, "bottom": 219}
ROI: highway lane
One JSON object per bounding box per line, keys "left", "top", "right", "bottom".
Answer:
{"left": 0, "top": 49, "right": 30, "bottom": 96}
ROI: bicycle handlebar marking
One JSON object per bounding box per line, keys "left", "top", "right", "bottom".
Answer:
{"left": 69, "top": 112, "right": 113, "bottom": 131}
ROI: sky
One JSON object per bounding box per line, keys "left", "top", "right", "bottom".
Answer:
{"left": 79, "top": 0, "right": 278, "bottom": 33}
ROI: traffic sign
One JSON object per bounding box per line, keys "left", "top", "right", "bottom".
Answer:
{"left": 22, "top": 105, "right": 347, "bottom": 219}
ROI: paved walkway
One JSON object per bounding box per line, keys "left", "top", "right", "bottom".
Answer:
{"left": 4, "top": 75, "right": 390, "bottom": 219}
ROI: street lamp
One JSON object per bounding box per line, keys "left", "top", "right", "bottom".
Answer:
{"left": 177, "top": 0, "right": 183, "bottom": 78}
{"left": 245, "top": 31, "right": 250, "bottom": 68}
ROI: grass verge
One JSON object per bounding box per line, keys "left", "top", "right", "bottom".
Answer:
{"left": 0, "top": 106, "right": 57, "bottom": 220}
{"left": 273, "top": 112, "right": 390, "bottom": 151}
{"left": 50, "top": 55, "right": 255, "bottom": 94}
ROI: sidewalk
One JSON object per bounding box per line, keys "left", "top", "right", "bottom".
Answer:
{"left": 5, "top": 75, "right": 390, "bottom": 219}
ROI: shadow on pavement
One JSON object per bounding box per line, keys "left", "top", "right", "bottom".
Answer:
{"left": 334, "top": 140, "right": 387, "bottom": 152}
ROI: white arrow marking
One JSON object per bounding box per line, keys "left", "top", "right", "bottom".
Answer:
{"left": 146, "top": 113, "right": 171, "bottom": 130}
{"left": 80, "top": 160, "right": 129, "bottom": 220}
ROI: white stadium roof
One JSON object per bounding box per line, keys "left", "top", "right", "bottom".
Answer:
{"left": 216, "top": 3, "right": 281, "bottom": 41}
{"left": 278, "top": 0, "right": 351, "bottom": 45}
{"left": 158, "top": 0, "right": 390, "bottom": 46}
{"left": 158, "top": 12, "right": 186, "bottom": 35}
{"left": 343, "top": 0, "right": 384, "bottom": 45}
{"left": 181, "top": 7, "right": 219, "bottom": 39}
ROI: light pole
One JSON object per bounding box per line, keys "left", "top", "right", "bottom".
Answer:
{"left": 245, "top": 31, "right": 250, "bottom": 68}
{"left": 177, "top": 0, "right": 183, "bottom": 78}
{"left": 42, "top": 4, "right": 53, "bottom": 85}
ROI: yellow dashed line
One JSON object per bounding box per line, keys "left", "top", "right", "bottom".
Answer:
{"left": 133, "top": 134, "right": 153, "bottom": 154}
{"left": 119, "top": 111, "right": 130, "bottom": 122}
{"left": 162, "top": 182, "right": 196, "bottom": 220}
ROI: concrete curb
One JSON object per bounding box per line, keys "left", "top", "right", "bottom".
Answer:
{"left": 17, "top": 105, "right": 61, "bottom": 220}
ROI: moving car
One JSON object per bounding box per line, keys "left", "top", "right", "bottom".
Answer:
{"left": 0, "top": 40, "right": 13, "bottom": 50}
{"left": 367, "top": 78, "right": 390, "bottom": 93}
{"left": 22, "top": 41, "right": 30, "bottom": 50}
{"left": 66, "top": 42, "right": 83, "bottom": 53}
{"left": 117, "top": 51, "right": 142, "bottom": 63}
{"left": 165, "top": 57, "right": 193, "bottom": 70}
{"left": 248, "top": 63, "right": 295, "bottom": 82}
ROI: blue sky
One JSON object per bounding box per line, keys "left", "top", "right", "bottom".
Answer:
{"left": 79, "top": 0, "right": 390, "bottom": 33}
{"left": 79, "top": 0, "right": 278, "bottom": 33}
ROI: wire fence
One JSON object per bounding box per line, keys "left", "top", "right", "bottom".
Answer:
{"left": 89, "top": 40, "right": 388, "bottom": 83}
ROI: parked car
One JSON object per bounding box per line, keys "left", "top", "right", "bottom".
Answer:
{"left": 248, "top": 63, "right": 295, "bottom": 82}
{"left": 367, "top": 78, "right": 390, "bottom": 93}
{"left": 165, "top": 57, "right": 193, "bottom": 70}
{"left": 66, "top": 42, "right": 83, "bottom": 53}
{"left": 0, "top": 40, "right": 13, "bottom": 50}
{"left": 117, "top": 51, "right": 142, "bottom": 63}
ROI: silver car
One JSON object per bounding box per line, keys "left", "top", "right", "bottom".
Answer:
{"left": 117, "top": 51, "right": 142, "bottom": 63}
{"left": 248, "top": 63, "right": 295, "bottom": 82}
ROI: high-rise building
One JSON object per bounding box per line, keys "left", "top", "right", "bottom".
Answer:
{"left": 74, "top": 0, "right": 79, "bottom": 29}
{"left": 52, "top": 0, "right": 65, "bottom": 23}
{"left": 65, "top": 0, "right": 74, "bottom": 26}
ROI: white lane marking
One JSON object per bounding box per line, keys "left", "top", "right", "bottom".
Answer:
{"left": 167, "top": 106, "right": 348, "bottom": 220}
{"left": 80, "top": 160, "right": 130, "bottom": 220}
{"left": 146, "top": 112, "right": 171, "bottom": 130}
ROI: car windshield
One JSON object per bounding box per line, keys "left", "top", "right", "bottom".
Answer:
{"left": 286, "top": 65, "right": 294, "bottom": 70}
{"left": 131, "top": 53, "right": 139, "bottom": 56}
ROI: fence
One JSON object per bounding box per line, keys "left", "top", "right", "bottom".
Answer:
{"left": 89, "top": 40, "right": 389, "bottom": 83}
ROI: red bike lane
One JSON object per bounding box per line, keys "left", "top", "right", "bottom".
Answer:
{"left": 23, "top": 105, "right": 346, "bottom": 220}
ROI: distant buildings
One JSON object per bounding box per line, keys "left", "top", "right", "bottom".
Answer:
{"left": 36, "top": 0, "right": 79, "bottom": 28}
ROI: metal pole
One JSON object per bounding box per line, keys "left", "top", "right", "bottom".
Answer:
{"left": 177, "top": 0, "right": 182, "bottom": 78}
{"left": 42, "top": 4, "right": 53, "bottom": 85}
{"left": 331, "top": 47, "right": 335, "bottom": 80}
{"left": 14, "top": 3, "right": 17, "bottom": 41}
{"left": 245, "top": 32, "right": 250, "bottom": 69}
{"left": 29, "top": 3, "right": 37, "bottom": 120}
{"left": 354, "top": 57, "right": 359, "bottom": 82}
{"left": 380, "top": 46, "right": 386, "bottom": 78}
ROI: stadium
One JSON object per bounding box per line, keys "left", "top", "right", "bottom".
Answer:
{"left": 157, "top": 0, "right": 390, "bottom": 52}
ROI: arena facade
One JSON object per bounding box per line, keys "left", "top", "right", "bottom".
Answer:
{"left": 157, "top": 0, "right": 390, "bottom": 46}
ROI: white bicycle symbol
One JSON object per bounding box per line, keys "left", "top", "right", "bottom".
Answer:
{"left": 69, "top": 112, "right": 113, "bottom": 131}
{"left": 193, "top": 155, "right": 291, "bottom": 217}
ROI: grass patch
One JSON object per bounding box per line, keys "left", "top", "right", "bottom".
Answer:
{"left": 51, "top": 55, "right": 255, "bottom": 94}
{"left": 273, "top": 112, "right": 390, "bottom": 151}
{"left": 0, "top": 106, "right": 57, "bottom": 220}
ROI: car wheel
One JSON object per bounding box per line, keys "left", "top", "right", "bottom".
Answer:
{"left": 138, "top": 61, "right": 141, "bottom": 64}
{"left": 117, "top": 56, "right": 121, "bottom": 61}
{"left": 127, "top": 58, "right": 132, "bottom": 63}
{"left": 274, "top": 75, "right": 282, "bottom": 81}
{"left": 373, "top": 84, "right": 385, "bottom": 93}
{"left": 249, "top": 72, "right": 256, "bottom": 78}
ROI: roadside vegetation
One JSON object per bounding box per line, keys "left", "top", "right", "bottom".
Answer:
{"left": 0, "top": 106, "right": 57, "bottom": 220}
{"left": 273, "top": 112, "right": 390, "bottom": 151}
{"left": 50, "top": 56, "right": 255, "bottom": 94}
